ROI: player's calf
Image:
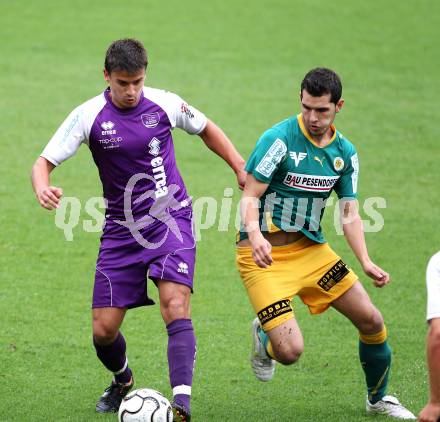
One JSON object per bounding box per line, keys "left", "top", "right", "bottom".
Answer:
{"left": 166, "top": 319, "right": 196, "bottom": 416}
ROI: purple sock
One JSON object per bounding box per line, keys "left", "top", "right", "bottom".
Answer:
{"left": 93, "top": 332, "right": 132, "bottom": 384}
{"left": 167, "top": 319, "right": 196, "bottom": 411}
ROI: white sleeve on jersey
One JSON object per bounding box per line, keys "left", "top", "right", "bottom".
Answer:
{"left": 41, "top": 94, "right": 106, "bottom": 166}
{"left": 143, "top": 87, "right": 207, "bottom": 135}
{"left": 427, "top": 251, "right": 440, "bottom": 321}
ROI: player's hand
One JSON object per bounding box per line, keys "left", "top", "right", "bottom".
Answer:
{"left": 36, "top": 186, "right": 63, "bottom": 210}
{"left": 235, "top": 168, "right": 247, "bottom": 190}
{"left": 418, "top": 402, "right": 440, "bottom": 422}
{"left": 250, "top": 234, "right": 273, "bottom": 268}
{"left": 362, "top": 260, "right": 390, "bottom": 287}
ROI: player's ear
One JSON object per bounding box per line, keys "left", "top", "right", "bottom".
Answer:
{"left": 335, "top": 99, "right": 344, "bottom": 113}
{"left": 103, "top": 69, "right": 110, "bottom": 83}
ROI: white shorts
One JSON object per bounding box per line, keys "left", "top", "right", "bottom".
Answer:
{"left": 427, "top": 251, "right": 440, "bottom": 321}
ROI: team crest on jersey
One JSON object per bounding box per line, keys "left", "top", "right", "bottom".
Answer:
{"left": 148, "top": 137, "right": 161, "bottom": 156}
{"left": 333, "top": 157, "right": 344, "bottom": 171}
{"left": 141, "top": 112, "right": 160, "bottom": 128}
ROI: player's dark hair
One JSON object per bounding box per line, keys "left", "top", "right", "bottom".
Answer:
{"left": 105, "top": 38, "right": 148, "bottom": 74}
{"left": 301, "top": 68, "right": 342, "bottom": 104}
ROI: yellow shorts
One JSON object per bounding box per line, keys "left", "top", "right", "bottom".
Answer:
{"left": 236, "top": 236, "right": 358, "bottom": 331}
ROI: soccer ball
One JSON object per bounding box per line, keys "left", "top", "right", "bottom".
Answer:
{"left": 118, "top": 388, "right": 173, "bottom": 422}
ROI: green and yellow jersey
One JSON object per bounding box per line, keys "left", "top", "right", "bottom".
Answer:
{"left": 240, "top": 114, "right": 359, "bottom": 243}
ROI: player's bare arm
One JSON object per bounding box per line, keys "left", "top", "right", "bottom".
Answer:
{"left": 340, "top": 199, "right": 389, "bottom": 287}
{"left": 31, "top": 157, "right": 63, "bottom": 210}
{"left": 240, "top": 173, "right": 273, "bottom": 268}
{"left": 198, "top": 119, "right": 246, "bottom": 189}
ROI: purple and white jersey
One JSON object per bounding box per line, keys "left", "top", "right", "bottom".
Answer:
{"left": 41, "top": 87, "right": 207, "bottom": 227}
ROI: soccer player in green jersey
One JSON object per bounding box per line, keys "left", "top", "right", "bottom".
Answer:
{"left": 236, "top": 68, "right": 415, "bottom": 419}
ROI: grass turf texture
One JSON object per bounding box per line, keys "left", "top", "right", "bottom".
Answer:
{"left": 0, "top": 0, "right": 439, "bottom": 420}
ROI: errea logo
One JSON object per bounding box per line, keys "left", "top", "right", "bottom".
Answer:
{"left": 177, "top": 262, "right": 189, "bottom": 274}
{"left": 101, "top": 121, "right": 116, "bottom": 135}
{"left": 289, "top": 152, "right": 307, "bottom": 167}
{"left": 101, "top": 121, "right": 114, "bottom": 130}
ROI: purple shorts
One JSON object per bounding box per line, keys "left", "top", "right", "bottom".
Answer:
{"left": 92, "top": 210, "right": 196, "bottom": 309}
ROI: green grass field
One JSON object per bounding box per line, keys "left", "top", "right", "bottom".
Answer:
{"left": 1, "top": 0, "right": 439, "bottom": 420}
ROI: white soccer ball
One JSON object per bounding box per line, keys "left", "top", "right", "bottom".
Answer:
{"left": 118, "top": 388, "right": 173, "bottom": 422}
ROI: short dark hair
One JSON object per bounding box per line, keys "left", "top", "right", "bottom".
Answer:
{"left": 301, "top": 68, "right": 342, "bottom": 104}
{"left": 104, "top": 38, "right": 148, "bottom": 74}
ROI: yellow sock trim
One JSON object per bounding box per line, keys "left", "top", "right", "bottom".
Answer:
{"left": 266, "top": 341, "right": 275, "bottom": 359}
{"left": 360, "top": 326, "right": 387, "bottom": 345}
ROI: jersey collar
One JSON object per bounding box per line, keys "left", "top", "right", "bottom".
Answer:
{"left": 297, "top": 113, "right": 337, "bottom": 148}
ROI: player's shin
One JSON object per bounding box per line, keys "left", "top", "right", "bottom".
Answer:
{"left": 167, "top": 319, "right": 196, "bottom": 411}
{"left": 359, "top": 327, "right": 391, "bottom": 404}
{"left": 93, "top": 332, "right": 132, "bottom": 384}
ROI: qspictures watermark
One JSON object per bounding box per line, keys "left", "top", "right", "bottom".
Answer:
{"left": 54, "top": 187, "right": 386, "bottom": 243}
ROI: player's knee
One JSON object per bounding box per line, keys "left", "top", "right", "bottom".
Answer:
{"left": 360, "top": 308, "right": 384, "bottom": 335}
{"left": 93, "top": 322, "right": 119, "bottom": 345}
{"left": 274, "top": 344, "right": 303, "bottom": 365}
{"left": 160, "top": 296, "right": 189, "bottom": 322}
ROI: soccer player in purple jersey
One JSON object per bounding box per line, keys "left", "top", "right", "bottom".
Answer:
{"left": 31, "top": 38, "right": 245, "bottom": 421}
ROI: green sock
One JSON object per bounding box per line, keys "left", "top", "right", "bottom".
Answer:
{"left": 359, "top": 340, "right": 391, "bottom": 404}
